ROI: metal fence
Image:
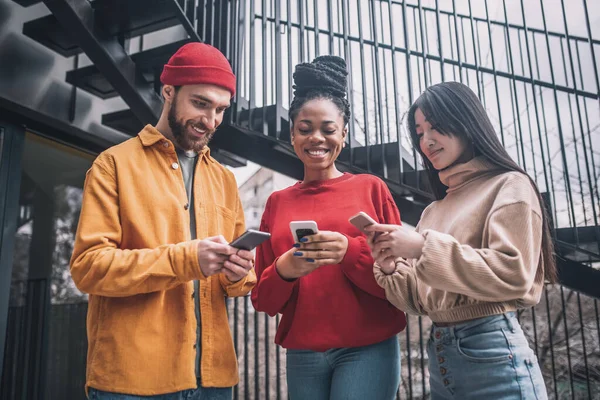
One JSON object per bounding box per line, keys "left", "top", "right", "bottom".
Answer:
{"left": 3, "top": 285, "right": 597, "bottom": 399}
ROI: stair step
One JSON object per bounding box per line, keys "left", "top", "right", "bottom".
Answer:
{"left": 337, "top": 142, "right": 416, "bottom": 182}
{"left": 22, "top": 0, "right": 184, "bottom": 57}
{"left": 102, "top": 109, "right": 144, "bottom": 135}
{"left": 66, "top": 39, "right": 191, "bottom": 99}
{"left": 23, "top": 14, "right": 82, "bottom": 57}
{"left": 11, "top": 0, "right": 42, "bottom": 6}
{"left": 91, "top": 0, "right": 181, "bottom": 39}
{"left": 235, "top": 104, "right": 291, "bottom": 142}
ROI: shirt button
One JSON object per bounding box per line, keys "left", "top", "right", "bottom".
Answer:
{"left": 184, "top": 203, "right": 190, "bottom": 210}
{"left": 191, "top": 292, "right": 195, "bottom": 299}
{"left": 193, "top": 344, "right": 197, "bottom": 349}
{"left": 172, "top": 162, "right": 179, "bottom": 170}
{"left": 440, "top": 367, "right": 447, "bottom": 375}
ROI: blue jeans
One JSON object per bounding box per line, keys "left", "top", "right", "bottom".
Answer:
{"left": 88, "top": 385, "right": 232, "bottom": 400}
{"left": 286, "top": 336, "right": 400, "bottom": 400}
{"left": 428, "top": 312, "right": 548, "bottom": 399}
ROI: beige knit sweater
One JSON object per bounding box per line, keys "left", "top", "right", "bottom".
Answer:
{"left": 374, "top": 156, "right": 545, "bottom": 323}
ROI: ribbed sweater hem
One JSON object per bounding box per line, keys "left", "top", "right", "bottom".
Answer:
{"left": 428, "top": 302, "right": 517, "bottom": 323}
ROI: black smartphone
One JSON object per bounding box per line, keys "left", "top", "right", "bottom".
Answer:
{"left": 229, "top": 229, "right": 271, "bottom": 251}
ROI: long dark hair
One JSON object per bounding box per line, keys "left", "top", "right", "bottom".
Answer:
{"left": 407, "top": 82, "right": 557, "bottom": 283}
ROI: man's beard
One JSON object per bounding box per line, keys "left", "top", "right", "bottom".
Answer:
{"left": 167, "top": 97, "right": 216, "bottom": 153}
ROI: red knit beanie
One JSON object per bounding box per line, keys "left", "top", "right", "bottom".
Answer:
{"left": 160, "top": 42, "right": 236, "bottom": 97}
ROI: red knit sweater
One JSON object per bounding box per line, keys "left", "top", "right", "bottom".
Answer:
{"left": 251, "top": 173, "right": 407, "bottom": 351}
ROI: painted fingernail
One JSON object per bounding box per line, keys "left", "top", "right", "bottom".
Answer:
{"left": 293, "top": 243, "right": 301, "bottom": 248}
{"left": 306, "top": 258, "right": 315, "bottom": 263}
{"left": 300, "top": 237, "right": 308, "bottom": 242}
{"left": 293, "top": 251, "right": 303, "bottom": 256}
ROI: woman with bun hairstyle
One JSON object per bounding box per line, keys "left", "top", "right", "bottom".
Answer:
{"left": 251, "top": 56, "right": 406, "bottom": 400}
{"left": 367, "top": 82, "right": 554, "bottom": 399}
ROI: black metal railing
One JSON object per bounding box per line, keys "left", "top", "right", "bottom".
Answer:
{"left": 222, "top": 0, "right": 600, "bottom": 249}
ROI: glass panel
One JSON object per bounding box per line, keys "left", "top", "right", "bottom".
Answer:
{"left": 3, "top": 132, "right": 93, "bottom": 399}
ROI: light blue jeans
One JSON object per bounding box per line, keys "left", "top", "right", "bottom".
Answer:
{"left": 286, "top": 336, "right": 400, "bottom": 400}
{"left": 428, "top": 312, "right": 548, "bottom": 399}
{"left": 88, "top": 385, "right": 231, "bottom": 400}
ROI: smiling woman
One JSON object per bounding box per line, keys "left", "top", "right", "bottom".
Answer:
{"left": 251, "top": 56, "right": 406, "bottom": 400}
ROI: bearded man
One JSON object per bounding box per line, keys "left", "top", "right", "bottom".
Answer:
{"left": 70, "top": 42, "right": 256, "bottom": 400}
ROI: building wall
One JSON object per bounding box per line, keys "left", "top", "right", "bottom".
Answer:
{"left": 238, "top": 167, "right": 296, "bottom": 229}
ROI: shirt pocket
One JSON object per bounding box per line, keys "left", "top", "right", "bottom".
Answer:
{"left": 203, "top": 203, "right": 236, "bottom": 241}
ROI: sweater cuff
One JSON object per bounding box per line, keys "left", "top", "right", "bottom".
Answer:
{"left": 340, "top": 234, "right": 364, "bottom": 267}
{"left": 414, "top": 229, "right": 449, "bottom": 277}
{"left": 175, "top": 240, "right": 207, "bottom": 282}
{"left": 262, "top": 259, "right": 297, "bottom": 291}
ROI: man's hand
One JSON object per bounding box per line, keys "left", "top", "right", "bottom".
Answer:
{"left": 197, "top": 235, "right": 255, "bottom": 282}
{"left": 223, "top": 247, "right": 255, "bottom": 282}
{"left": 196, "top": 235, "right": 237, "bottom": 278}
{"left": 275, "top": 231, "right": 349, "bottom": 280}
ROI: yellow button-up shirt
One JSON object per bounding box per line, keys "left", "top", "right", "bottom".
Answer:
{"left": 71, "top": 125, "right": 256, "bottom": 395}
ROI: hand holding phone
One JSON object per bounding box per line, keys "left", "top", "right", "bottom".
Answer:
{"left": 289, "top": 221, "right": 319, "bottom": 243}
{"left": 348, "top": 212, "right": 378, "bottom": 233}
{"left": 230, "top": 229, "right": 271, "bottom": 251}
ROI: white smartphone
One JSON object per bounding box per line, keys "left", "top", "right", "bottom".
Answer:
{"left": 230, "top": 229, "right": 271, "bottom": 251}
{"left": 289, "top": 221, "right": 319, "bottom": 243}
{"left": 348, "top": 211, "right": 378, "bottom": 233}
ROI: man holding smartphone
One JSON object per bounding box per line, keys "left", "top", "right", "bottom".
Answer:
{"left": 70, "top": 43, "right": 256, "bottom": 399}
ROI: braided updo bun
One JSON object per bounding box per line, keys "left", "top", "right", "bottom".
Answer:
{"left": 289, "top": 55, "right": 351, "bottom": 126}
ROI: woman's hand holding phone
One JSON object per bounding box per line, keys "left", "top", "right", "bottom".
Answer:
{"left": 365, "top": 224, "right": 425, "bottom": 265}
{"left": 275, "top": 231, "right": 349, "bottom": 280}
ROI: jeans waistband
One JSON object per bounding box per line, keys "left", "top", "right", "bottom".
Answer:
{"left": 431, "top": 312, "right": 517, "bottom": 340}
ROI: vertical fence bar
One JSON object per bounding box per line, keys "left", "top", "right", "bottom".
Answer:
{"left": 451, "top": 0, "right": 463, "bottom": 83}
{"left": 483, "top": 0, "right": 507, "bottom": 148}
{"left": 544, "top": 287, "right": 559, "bottom": 399}
{"left": 274, "top": 0, "right": 283, "bottom": 139}
{"left": 341, "top": 0, "right": 355, "bottom": 165}
{"left": 327, "top": 0, "right": 334, "bottom": 55}
{"left": 287, "top": 0, "right": 293, "bottom": 110}
{"left": 418, "top": 317, "right": 426, "bottom": 397}
{"left": 233, "top": 297, "right": 239, "bottom": 400}
{"left": 434, "top": 0, "right": 444, "bottom": 81}
{"left": 276, "top": 314, "right": 281, "bottom": 400}
{"left": 254, "top": 308, "right": 259, "bottom": 399}
{"left": 417, "top": 0, "right": 430, "bottom": 87}
{"left": 244, "top": 296, "right": 249, "bottom": 399}
{"left": 405, "top": 317, "right": 413, "bottom": 399}
{"left": 261, "top": 0, "right": 268, "bottom": 136}
{"left": 459, "top": 14, "right": 473, "bottom": 89}
{"left": 264, "top": 313, "right": 270, "bottom": 400}
{"left": 313, "top": 0, "right": 319, "bottom": 57}
{"left": 298, "top": 0, "right": 306, "bottom": 62}
{"left": 356, "top": 0, "right": 372, "bottom": 170}
{"left": 560, "top": 287, "right": 575, "bottom": 399}
{"left": 384, "top": 0, "right": 404, "bottom": 180}
{"left": 249, "top": 0, "right": 256, "bottom": 131}
{"left": 467, "top": 0, "right": 482, "bottom": 98}
{"left": 369, "top": 0, "right": 387, "bottom": 178}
